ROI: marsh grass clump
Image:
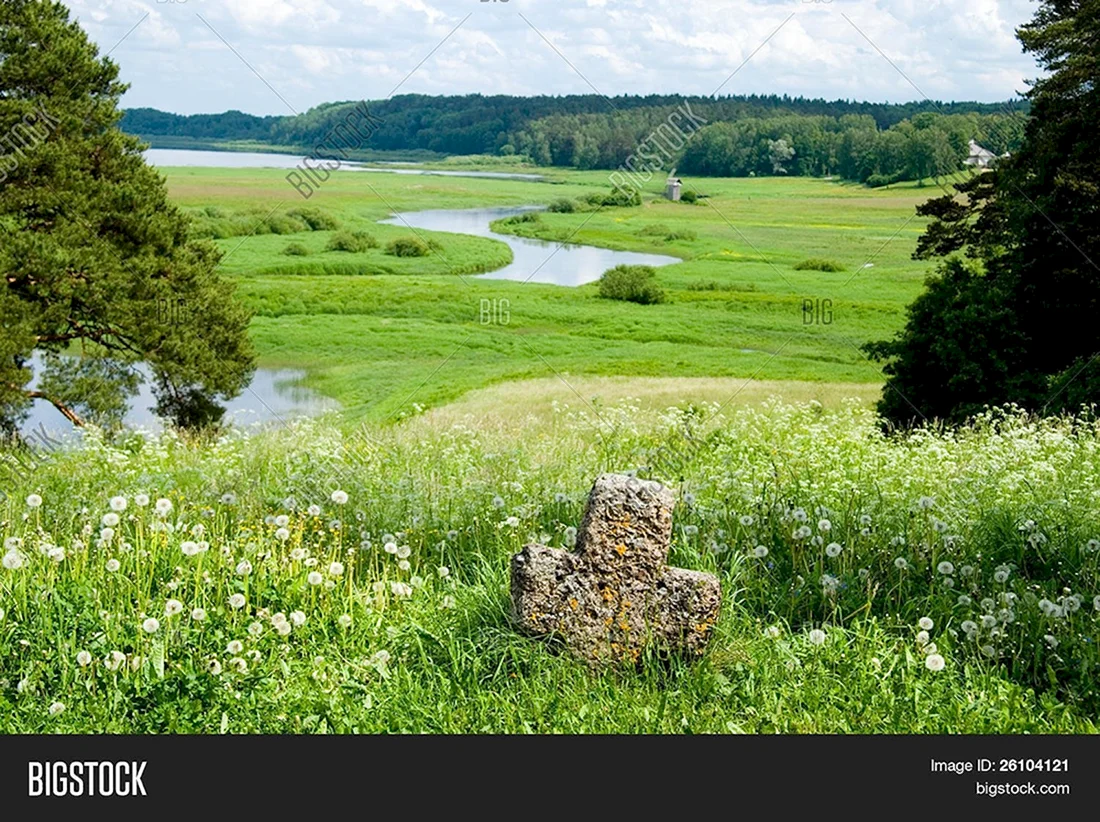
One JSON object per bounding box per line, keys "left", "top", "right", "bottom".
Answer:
{"left": 283, "top": 242, "right": 310, "bottom": 256}
{"left": 327, "top": 230, "right": 379, "bottom": 253}
{"left": 287, "top": 207, "right": 340, "bottom": 231}
{"left": 499, "top": 212, "right": 541, "bottom": 226}
{"left": 793, "top": 258, "right": 846, "bottom": 272}
{"left": 385, "top": 236, "right": 431, "bottom": 257}
{"left": 188, "top": 206, "right": 341, "bottom": 240}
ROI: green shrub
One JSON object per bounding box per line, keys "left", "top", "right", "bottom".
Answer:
{"left": 636, "top": 224, "right": 672, "bottom": 237}
{"left": 793, "top": 258, "right": 846, "bottom": 272}
{"left": 287, "top": 207, "right": 340, "bottom": 231}
{"left": 282, "top": 242, "right": 310, "bottom": 256}
{"left": 385, "top": 236, "right": 431, "bottom": 257}
{"left": 547, "top": 198, "right": 576, "bottom": 213}
{"left": 679, "top": 189, "right": 697, "bottom": 204}
{"left": 326, "top": 230, "right": 379, "bottom": 253}
{"left": 202, "top": 205, "right": 224, "bottom": 218}
{"left": 585, "top": 187, "right": 642, "bottom": 208}
{"left": 597, "top": 265, "right": 665, "bottom": 305}
{"left": 865, "top": 172, "right": 903, "bottom": 188}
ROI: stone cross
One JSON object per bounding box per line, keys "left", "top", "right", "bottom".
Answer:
{"left": 510, "top": 473, "right": 721, "bottom": 665}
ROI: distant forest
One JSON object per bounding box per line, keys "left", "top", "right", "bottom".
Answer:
{"left": 122, "top": 93, "right": 1029, "bottom": 185}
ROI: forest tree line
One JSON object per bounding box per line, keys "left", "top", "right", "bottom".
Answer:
{"left": 122, "top": 93, "right": 1028, "bottom": 184}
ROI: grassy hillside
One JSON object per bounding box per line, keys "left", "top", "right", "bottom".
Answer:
{"left": 2, "top": 401, "right": 1097, "bottom": 733}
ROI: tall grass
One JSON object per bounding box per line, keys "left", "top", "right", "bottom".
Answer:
{"left": 1, "top": 401, "right": 1097, "bottom": 732}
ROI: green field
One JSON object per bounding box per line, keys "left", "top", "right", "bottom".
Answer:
{"left": 165, "top": 166, "right": 939, "bottom": 419}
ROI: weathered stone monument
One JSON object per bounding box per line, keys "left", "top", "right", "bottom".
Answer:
{"left": 510, "top": 473, "right": 721, "bottom": 665}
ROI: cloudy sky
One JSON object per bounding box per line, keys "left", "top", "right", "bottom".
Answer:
{"left": 62, "top": 0, "right": 1043, "bottom": 116}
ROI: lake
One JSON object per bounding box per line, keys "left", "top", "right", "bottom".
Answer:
{"left": 380, "top": 206, "right": 680, "bottom": 287}
{"left": 144, "top": 149, "right": 544, "bottom": 180}
{"left": 21, "top": 355, "right": 338, "bottom": 439}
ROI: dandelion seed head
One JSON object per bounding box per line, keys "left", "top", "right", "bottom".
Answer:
{"left": 76, "top": 651, "right": 92, "bottom": 667}
{"left": 338, "top": 614, "right": 352, "bottom": 628}
{"left": 154, "top": 498, "right": 173, "bottom": 516}
{"left": 307, "top": 571, "right": 323, "bottom": 586}
{"left": 248, "top": 621, "right": 263, "bottom": 637}
{"left": 808, "top": 628, "right": 826, "bottom": 646}
{"left": 331, "top": 490, "right": 349, "bottom": 505}
{"left": 398, "top": 559, "right": 411, "bottom": 572}
{"left": 164, "top": 599, "right": 183, "bottom": 617}
{"left": 274, "top": 515, "right": 290, "bottom": 528}
{"left": 2, "top": 551, "right": 25, "bottom": 570}
{"left": 825, "top": 542, "right": 842, "bottom": 558}
{"left": 274, "top": 528, "right": 290, "bottom": 542}
{"left": 48, "top": 701, "right": 65, "bottom": 716}
{"left": 228, "top": 593, "right": 246, "bottom": 610}
{"left": 753, "top": 545, "right": 768, "bottom": 559}
{"left": 235, "top": 560, "right": 253, "bottom": 576}
{"left": 918, "top": 617, "right": 934, "bottom": 631}
{"left": 936, "top": 561, "right": 955, "bottom": 575}
{"left": 105, "top": 651, "right": 126, "bottom": 671}
{"left": 192, "top": 608, "right": 207, "bottom": 621}
{"left": 226, "top": 640, "right": 243, "bottom": 654}
{"left": 925, "top": 654, "right": 945, "bottom": 671}
{"left": 142, "top": 617, "right": 160, "bottom": 634}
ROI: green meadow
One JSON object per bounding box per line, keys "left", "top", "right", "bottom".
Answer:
{"left": 165, "top": 165, "right": 938, "bottom": 420}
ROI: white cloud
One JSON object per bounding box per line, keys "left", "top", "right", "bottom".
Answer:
{"left": 56, "top": 0, "right": 1040, "bottom": 115}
